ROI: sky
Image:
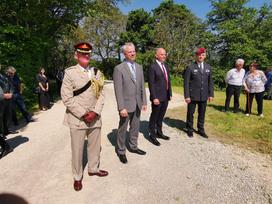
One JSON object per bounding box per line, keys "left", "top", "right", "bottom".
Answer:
{"left": 118, "top": 0, "right": 272, "bottom": 19}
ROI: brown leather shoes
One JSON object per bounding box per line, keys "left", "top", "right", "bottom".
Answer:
{"left": 73, "top": 180, "right": 82, "bottom": 191}
{"left": 88, "top": 170, "right": 108, "bottom": 177}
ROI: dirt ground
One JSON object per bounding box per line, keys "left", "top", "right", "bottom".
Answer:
{"left": 0, "top": 82, "right": 271, "bottom": 204}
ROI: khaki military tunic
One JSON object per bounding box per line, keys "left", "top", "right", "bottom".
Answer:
{"left": 61, "top": 64, "right": 104, "bottom": 181}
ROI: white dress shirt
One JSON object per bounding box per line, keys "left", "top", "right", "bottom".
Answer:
{"left": 156, "top": 60, "right": 168, "bottom": 79}
{"left": 197, "top": 62, "right": 204, "bottom": 71}
{"left": 79, "top": 65, "right": 93, "bottom": 79}
{"left": 225, "top": 68, "right": 245, "bottom": 86}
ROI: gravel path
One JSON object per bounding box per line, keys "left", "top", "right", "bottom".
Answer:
{"left": 0, "top": 82, "right": 271, "bottom": 204}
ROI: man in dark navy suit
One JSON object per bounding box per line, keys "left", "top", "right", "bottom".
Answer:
{"left": 184, "top": 48, "right": 214, "bottom": 138}
{"left": 148, "top": 48, "right": 172, "bottom": 146}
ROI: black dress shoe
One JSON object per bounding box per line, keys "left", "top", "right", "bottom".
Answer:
{"left": 26, "top": 118, "right": 35, "bottom": 123}
{"left": 198, "top": 131, "right": 208, "bottom": 138}
{"left": 118, "top": 154, "right": 128, "bottom": 164}
{"left": 150, "top": 135, "right": 160, "bottom": 146}
{"left": 4, "top": 130, "right": 19, "bottom": 135}
{"left": 130, "top": 148, "right": 146, "bottom": 155}
{"left": 187, "top": 131, "right": 193, "bottom": 138}
{"left": 1, "top": 135, "right": 7, "bottom": 140}
{"left": 157, "top": 133, "right": 170, "bottom": 140}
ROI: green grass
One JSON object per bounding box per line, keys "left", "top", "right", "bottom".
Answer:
{"left": 167, "top": 86, "right": 272, "bottom": 155}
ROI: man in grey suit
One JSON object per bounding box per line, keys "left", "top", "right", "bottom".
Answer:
{"left": 113, "top": 42, "right": 147, "bottom": 164}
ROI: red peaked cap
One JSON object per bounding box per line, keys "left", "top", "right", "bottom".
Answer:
{"left": 74, "top": 42, "right": 92, "bottom": 53}
{"left": 195, "top": 47, "right": 206, "bottom": 55}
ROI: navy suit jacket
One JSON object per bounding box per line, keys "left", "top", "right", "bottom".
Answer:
{"left": 148, "top": 61, "right": 172, "bottom": 102}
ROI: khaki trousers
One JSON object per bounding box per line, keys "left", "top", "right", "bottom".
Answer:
{"left": 70, "top": 128, "right": 101, "bottom": 181}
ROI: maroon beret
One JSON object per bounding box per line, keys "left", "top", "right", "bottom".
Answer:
{"left": 195, "top": 47, "right": 206, "bottom": 55}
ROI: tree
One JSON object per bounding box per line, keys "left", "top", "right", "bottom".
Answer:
{"left": 208, "top": 0, "right": 272, "bottom": 69}
{"left": 119, "top": 1, "right": 207, "bottom": 76}
{"left": 153, "top": 0, "right": 206, "bottom": 74}
{"left": 83, "top": 0, "right": 126, "bottom": 62}
{"left": 0, "top": 0, "right": 91, "bottom": 105}
{"left": 119, "top": 9, "right": 155, "bottom": 52}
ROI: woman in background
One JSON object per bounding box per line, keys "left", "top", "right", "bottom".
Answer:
{"left": 36, "top": 67, "right": 50, "bottom": 111}
{"left": 243, "top": 62, "right": 267, "bottom": 118}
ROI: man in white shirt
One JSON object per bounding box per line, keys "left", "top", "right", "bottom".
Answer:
{"left": 223, "top": 59, "right": 245, "bottom": 113}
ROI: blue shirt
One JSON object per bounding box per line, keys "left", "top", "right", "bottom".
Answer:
{"left": 265, "top": 71, "right": 272, "bottom": 88}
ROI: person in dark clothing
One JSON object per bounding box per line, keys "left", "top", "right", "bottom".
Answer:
{"left": 148, "top": 48, "right": 172, "bottom": 146}
{"left": 56, "top": 68, "right": 64, "bottom": 95}
{"left": 184, "top": 48, "right": 214, "bottom": 138}
{"left": 36, "top": 67, "right": 50, "bottom": 110}
{"left": 6, "top": 66, "right": 32, "bottom": 125}
{"left": 264, "top": 67, "right": 272, "bottom": 100}
{"left": 0, "top": 72, "right": 13, "bottom": 158}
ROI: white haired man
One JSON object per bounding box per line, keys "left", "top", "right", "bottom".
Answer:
{"left": 223, "top": 59, "right": 245, "bottom": 113}
{"left": 113, "top": 42, "right": 147, "bottom": 164}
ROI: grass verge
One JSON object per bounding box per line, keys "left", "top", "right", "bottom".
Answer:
{"left": 166, "top": 86, "right": 272, "bottom": 155}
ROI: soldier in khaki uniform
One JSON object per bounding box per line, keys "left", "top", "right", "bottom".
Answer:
{"left": 61, "top": 42, "right": 108, "bottom": 191}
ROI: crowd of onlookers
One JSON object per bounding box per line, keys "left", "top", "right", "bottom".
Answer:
{"left": 0, "top": 66, "right": 64, "bottom": 159}
{"left": 223, "top": 59, "right": 272, "bottom": 118}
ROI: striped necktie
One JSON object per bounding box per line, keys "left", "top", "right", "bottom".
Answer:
{"left": 130, "top": 63, "right": 136, "bottom": 82}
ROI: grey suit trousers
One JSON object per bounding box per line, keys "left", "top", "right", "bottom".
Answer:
{"left": 70, "top": 128, "right": 101, "bottom": 181}
{"left": 117, "top": 107, "right": 141, "bottom": 155}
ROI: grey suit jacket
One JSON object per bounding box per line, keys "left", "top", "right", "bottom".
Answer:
{"left": 113, "top": 61, "right": 147, "bottom": 113}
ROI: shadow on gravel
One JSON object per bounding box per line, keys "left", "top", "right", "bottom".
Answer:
{"left": 10, "top": 118, "right": 38, "bottom": 133}
{"left": 107, "top": 129, "right": 117, "bottom": 147}
{"left": 107, "top": 124, "right": 151, "bottom": 152}
{"left": 7, "top": 135, "right": 29, "bottom": 149}
{"left": 164, "top": 117, "right": 187, "bottom": 133}
{"left": 107, "top": 129, "right": 118, "bottom": 154}
{"left": 0, "top": 193, "right": 29, "bottom": 204}
{"left": 139, "top": 120, "right": 152, "bottom": 142}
